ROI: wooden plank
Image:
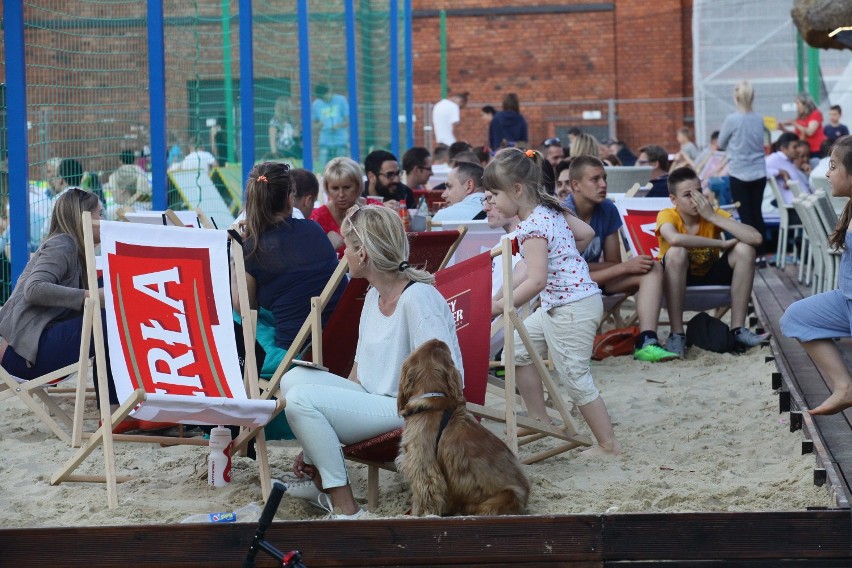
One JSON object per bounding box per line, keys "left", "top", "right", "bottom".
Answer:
{"left": 4, "top": 512, "right": 852, "bottom": 567}
{"left": 602, "top": 511, "right": 852, "bottom": 561}
{"left": 0, "top": 515, "right": 603, "bottom": 567}
{"left": 751, "top": 268, "right": 852, "bottom": 504}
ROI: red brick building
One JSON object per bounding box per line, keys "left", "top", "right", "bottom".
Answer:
{"left": 412, "top": 0, "right": 695, "bottom": 153}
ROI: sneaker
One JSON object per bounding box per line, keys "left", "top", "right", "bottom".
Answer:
{"left": 283, "top": 476, "right": 326, "bottom": 510}
{"left": 316, "top": 492, "right": 367, "bottom": 520}
{"left": 734, "top": 327, "right": 770, "bottom": 348}
{"left": 664, "top": 332, "right": 687, "bottom": 359}
{"left": 633, "top": 342, "right": 679, "bottom": 362}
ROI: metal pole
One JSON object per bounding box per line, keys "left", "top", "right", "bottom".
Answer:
{"left": 239, "top": 0, "right": 255, "bottom": 187}
{"left": 147, "top": 0, "right": 167, "bottom": 212}
{"left": 807, "top": 46, "right": 820, "bottom": 104}
{"left": 298, "top": 0, "right": 313, "bottom": 172}
{"left": 608, "top": 99, "right": 616, "bottom": 142}
{"left": 390, "top": 0, "right": 400, "bottom": 157}
{"left": 4, "top": 0, "right": 30, "bottom": 284}
{"left": 345, "top": 0, "right": 360, "bottom": 163}
{"left": 222, "top": 0, "right": 236, "bottom": 165}
{"left": 404, "top": 0, "right": 414, "bottom": 150}
{"left": 439, "top": 9, "right": 447, "bottom": 99}
{"left": 796, "top": 34, "right": 805, "bottom": 95}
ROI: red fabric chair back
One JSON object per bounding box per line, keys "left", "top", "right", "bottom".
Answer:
{"left": 407, "top": 230, "right": 460, "bottom": 273}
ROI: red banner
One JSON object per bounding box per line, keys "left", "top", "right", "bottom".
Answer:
{"left": 108, "top": 245, "right": 231, "bottom": 398}
{"left": 623, "top": 208, "right": 661, "bottom": 259}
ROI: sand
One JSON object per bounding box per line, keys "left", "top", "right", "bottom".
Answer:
{"left": 0, "top": 343, "right": 836, "bottom": 528}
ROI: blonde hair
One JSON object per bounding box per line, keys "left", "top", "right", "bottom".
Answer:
{"left": 482, "top": 148, "right": 567, "bottom": 212}
{"left": 48, "top": 187, "right": 100, "bottom": 282}
{"left": 568, "top": 132, "right": 601, "bottom": 159}
{"left": 323, "top": 157, "right": 363, "bottom": 194}
{"left": 340, "top": 205, "right": 434, "bottom": 284}
{"left": 734, "top": 80, "right": 755, "bottom": 112}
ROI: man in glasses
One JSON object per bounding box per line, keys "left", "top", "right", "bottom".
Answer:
{"left": 401, "top": 147, "right": 433, "bottom": 190}
{"left": 363, "top": 150, "right": 415, "bottom": 209}
{"left": 432, "top": 161, "right": 486, "bottom": 222}
{"left": 637, "top": 144, "right": 671, "bottom": 198}
{"left": 541, "top": 137, "right": 565, "bottom": 168}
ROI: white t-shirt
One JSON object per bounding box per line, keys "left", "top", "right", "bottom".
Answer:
{"left": 355, "top": 282, "right": 464, "bottom": 397}
{"left": 173, "top": 150, "right": 217, "bottom": 174}
{"left": 432, "top": 98, "right": 460, "bottom": 145}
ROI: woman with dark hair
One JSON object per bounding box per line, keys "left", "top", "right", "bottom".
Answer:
{"left": 235, "top": 162, "right": 344, "bottom": 379}
{"left": 488, "top": 93, "right": 529, "bottom": 150}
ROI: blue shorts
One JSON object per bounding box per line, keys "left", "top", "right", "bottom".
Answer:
{"left": 780, "top": 289, "right": 852, "bottom": 342}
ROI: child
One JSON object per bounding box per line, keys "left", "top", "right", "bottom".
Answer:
{"left": 824, "top": 105, "right": 850, "bottom": 145}
{"left": 657, "top": 167, "right": 768, "bottom": 358}
{"left": 671, "top": 127, "right": 700, "bottom": 170}
{"left": 781, "top": 135, "right": 852, "bottom": 415}
{"left": 484, "top": 147, "right": 621, "bottom": 456}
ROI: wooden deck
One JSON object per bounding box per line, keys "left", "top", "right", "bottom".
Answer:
{"left": 751, "top": 265, "right": 852, "bottom": 507}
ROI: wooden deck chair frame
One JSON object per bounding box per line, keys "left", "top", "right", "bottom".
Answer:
{"left": 0, "top": 300, "right": 95, "bottom": 446}
{"left": 486, "top": 239, "right": 593, "bottom": 463}
{"left": 51, "top": 213, "right": 279, "bottom": 508}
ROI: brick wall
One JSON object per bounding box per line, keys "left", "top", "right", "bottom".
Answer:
{"left": 412, "top": 0, "right": 695, "bottom": 154}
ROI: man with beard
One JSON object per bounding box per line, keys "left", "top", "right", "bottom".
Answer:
{"left": 363, "top": 150, "right": 415, "bottom": 209}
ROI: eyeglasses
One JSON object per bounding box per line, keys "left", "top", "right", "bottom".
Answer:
{"left": 636, "top": 159, "right": 651, "bottom": 166}
{"left": 345, "top": 205, "right": 366, "bottom": 245}
{"left": 542, "top": 137, "right": 561, "bottom": 147}
{"left": 379, "top": 169, "right": 402, "bottom": 179}
{"left": 479, "top": 194, "right": 496, "bottom": 206}
{"left": 417, "top": 165, "right": 433, "bottom": 173}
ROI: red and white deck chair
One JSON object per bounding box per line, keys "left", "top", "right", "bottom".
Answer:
{"left": 51, "top": 214, "right": 280, "bottom": 508}
{"left": 614, "top": 197, "right": 732, "bottom": 318}
{"left": 427, "top": 219, "right": 504, "bottom": 267}
{"left": 406, "top": 227, "right": 467, "bottom": 273}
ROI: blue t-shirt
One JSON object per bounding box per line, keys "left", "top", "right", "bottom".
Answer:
{"left": 564, "top": 194, "right": 623, "bottom": 263}
{"left": 244, "top": 219, "right": 344, "bottom": 348}
{"left": 824, "top": 123, "right": 850, "bottom": 144}
{"left": 311, "top": 94, "right": 349, "bottom": 148}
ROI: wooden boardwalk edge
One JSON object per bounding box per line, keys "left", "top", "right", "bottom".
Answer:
{"left": 1, "top": 511, "right": 850, "bottom": 567}
{"left": 751, "top": 267, "right": 852, "bottom": 507}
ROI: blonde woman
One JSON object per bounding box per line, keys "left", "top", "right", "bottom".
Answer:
{"left": 309, "top": 157, "right": 364, "bottom": 257}
{"left": 717, "top": 80, "right": 767, "bottom": 257}
{"left": 282, "top": 205, "right": 463, "bottom": 519}
{"left": 568, "top": 132, "right": 601, "bottom": 159}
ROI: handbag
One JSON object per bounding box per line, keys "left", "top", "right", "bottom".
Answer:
{"left": 591, "top": 326, "right": 640, "bottom": 361}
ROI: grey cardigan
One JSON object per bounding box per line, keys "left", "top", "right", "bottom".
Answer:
{"left": 0, "top": 233, "right": 86, "bottom": 365}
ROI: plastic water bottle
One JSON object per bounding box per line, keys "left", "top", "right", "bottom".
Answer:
{"left": 208, "top": 426, "right": 232, "bottom": 487}
{"left": 180, "top": 502, "right": 263, "bottom": 524}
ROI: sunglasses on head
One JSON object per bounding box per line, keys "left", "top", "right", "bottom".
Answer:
{"left": 542, "top": 137, "right": 561, "bottom": 147}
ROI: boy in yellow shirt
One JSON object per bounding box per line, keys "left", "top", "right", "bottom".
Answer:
{"left": 656, "top": 167, "right": 767, "bottom": 358}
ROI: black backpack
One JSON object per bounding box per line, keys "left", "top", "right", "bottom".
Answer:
{"left": 686, "top": 312, "right": 737, "bottom": 354}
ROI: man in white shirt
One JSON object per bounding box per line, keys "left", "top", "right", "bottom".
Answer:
{"left": 172, "top": 137, "right": 217, "bottom": 175}
{"left": 432, "top": 162, "right": 486, "bottom": 222}
{"left": 432, "top": 91, "right": 468, "bottom": 145}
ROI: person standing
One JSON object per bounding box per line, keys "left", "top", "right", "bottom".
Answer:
{"left": 488, "top": 93, "right": 529, "bottom": 151}
{"left": 717, "top": 80, "right": 767, "bottom": 257}
{"left": 782, "top": 93, "right": 826, "bottom": 161}
{"left": 432, "top": 91, "right": 469, "bottom": 146}
{"left": 312, "top": 85, "right": 349, "bottom": 168}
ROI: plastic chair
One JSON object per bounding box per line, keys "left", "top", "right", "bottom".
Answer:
{"left": 766, "top": 177, "right": 803, "bottom": 269}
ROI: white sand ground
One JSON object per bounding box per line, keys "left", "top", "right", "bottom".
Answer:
{"left": 0, "top": 341, "right": 836, "bottom": 528}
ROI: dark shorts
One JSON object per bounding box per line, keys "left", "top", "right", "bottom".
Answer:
{"left": 686, "top": 251, "right": 733, "bottom": 286}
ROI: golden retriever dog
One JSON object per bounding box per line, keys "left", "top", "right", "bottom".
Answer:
{"left": 396, "top": 338, "right": 530, "bottom": 516}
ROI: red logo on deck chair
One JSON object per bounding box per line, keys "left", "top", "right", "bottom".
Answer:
{"left": 108, "top": 243, "right": 232, "bottom": 398}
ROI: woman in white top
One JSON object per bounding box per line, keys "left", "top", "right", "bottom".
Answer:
{"left": 281, "top": 204, "right": 463, "bottom": 519}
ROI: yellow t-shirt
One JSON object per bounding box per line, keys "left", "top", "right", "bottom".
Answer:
{"left": 655, "top": 207, "right": 732, "bottom": 276}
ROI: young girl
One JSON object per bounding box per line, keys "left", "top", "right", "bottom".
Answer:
{"left": 484, "top": 148, "right": 621, "bottom": 455}
{"left": 781, "top": 135, "right": 852, "bottom": 415}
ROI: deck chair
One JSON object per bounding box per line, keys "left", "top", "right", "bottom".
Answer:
{"left": 766, "top": 177, "right": 803, "bottom": 269}
{"left": 51, "top": 215, "right": 280, "bottom": 508}
{"left": 614, "top": 197, "right": 732, "bottom": 318}
{"left": 427, "top": 219, "right": 503, "bottom": 266}
{"left": 406, "top": 227, "right": 467, "bottom": 273}
{"left": 0, "top": 300, "right": 95, "bottom": 446}
{"left": 342, "top": 252, "right": 495, "bottom": 510}
{"left": 117, "top": 208, "right": 203, "bottom": 228}
{"left": 168, "top": 169, "right": 237, "bottom": 227}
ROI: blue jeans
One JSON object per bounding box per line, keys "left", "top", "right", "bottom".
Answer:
{"left": 1, "top": 310, "right": 117, "bottom": 405}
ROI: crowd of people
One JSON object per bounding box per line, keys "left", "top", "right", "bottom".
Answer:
{"left": 4, "top": 82, "right": 852, "bottom": 520}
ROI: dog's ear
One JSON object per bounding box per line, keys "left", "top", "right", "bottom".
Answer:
{"left": 398, "top": 355, "right": 416, "bottom": 415}
{"left": 434, "top": 343, "right": 464, "bottom": 403}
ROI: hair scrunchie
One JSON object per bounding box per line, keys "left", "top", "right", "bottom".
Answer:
{"left": 256, "top": 175, "right": 268, "bottom": 182}
{"left": 524, "top": 149, "right": 536, "bottom": 159}
{"left": 398, "top": 261, "right": 410, "bottom": 272}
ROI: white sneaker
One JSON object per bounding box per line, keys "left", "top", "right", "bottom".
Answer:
{"left": 316, "top": 493, "right": 367, "bottom": 520}
{"left": 283, "top": 476, "right": 326, "bottom": 510}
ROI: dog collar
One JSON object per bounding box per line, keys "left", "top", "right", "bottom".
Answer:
{"left": 411, "top": 392, "right": 447, "bottom": 401}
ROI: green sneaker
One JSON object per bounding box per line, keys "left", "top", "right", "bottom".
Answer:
{"left": 633, "top": 342, "right": 679, "bottom": 362}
